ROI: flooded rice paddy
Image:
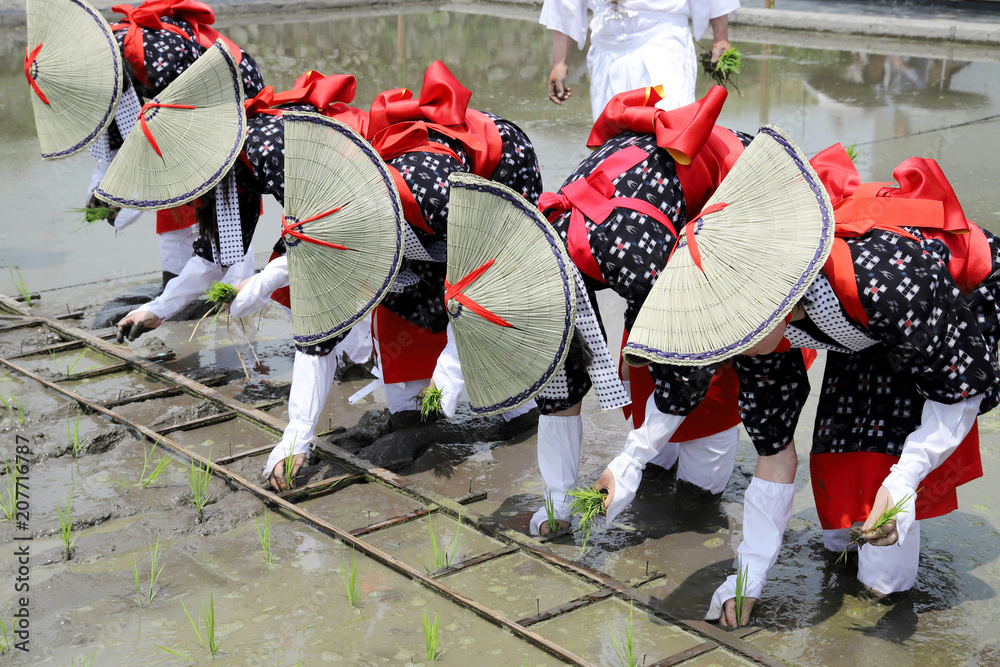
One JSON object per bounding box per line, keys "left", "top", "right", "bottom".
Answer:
{"left": 3, "top": 4, "right": 1000, "bottom": 665}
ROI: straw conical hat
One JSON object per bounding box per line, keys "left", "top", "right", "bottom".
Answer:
{"left": 25, "top": 0, "right": 123, "bottom": 159}
{"left": 282, "top": 111, "right": 405, "bottom": 346}
{"left": 623, "top": 125, "right": 835, "bottom": 367}
{"left": 445, "top": 172, "right": 577, "bottom": 415}
{"left": 95, "top": 41, "right": 246, "bottom": 209}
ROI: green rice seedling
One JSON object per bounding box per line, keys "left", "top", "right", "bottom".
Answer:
{"left": 543, "top": 491, "right": 562, "bottom": 534}
{"left": 341, "top": 547, "right": 360, "bottom": 608}
{"left": 138, "top": 440, "right": 172, "bottom": 489}
{"left": 733, "top": 559, "right": 750, "bottom": 629}
{"left": 66, "top": 349, "right": 88, "bottom": 375}
{"left": 7, "top": 266, "right": 31, "bottom": 306}
{"left": 418, "top": 385, "right": 443, "bottom": 421}
{"left": 0, "top": 457, "right": 20, "bottom": 521}
{"left": 837, "top": 491, "right": 916, "bottom": 564}
{"left": 67, "top": 413, "right": 82, "bottom": 458}
{"left": 0, "top": 615, "right": 10, "bottom": 655}
{"left": 71, "top": 649, "right": 97, "bottom": 666}
{"left": 184, "top": 592, "right": 221, "bottom": 657}
{"left": 418, "top": 513, "right": 468, "bottom": 572}
{"left": 609, "top": 601, "right": 638, "bottom": 667}
{"left": 282, "top": 445, "right": 299, "bottom": 491}
{"left": 187, "top": 458, "right": 213, "bottom": 522}
{"left": 130, "top": 535, "right": 165, "bottom": 605}
{"left": 568, "top": 486, "right": 606, "bottom": 549}
{"left": 58, "top": 489, "right": 74, "bottom": 560}
{"left": 422, "top": 611, "right": 440, "bottom": 662}
{"left": 0, "top": 393, "right": 26, "bottom": 426}
{"left": 69, "top": 206, "right": 116, "bottom": 224}
{"left": 700, "top": 46, "right": 742, "bottom": 92}
{"left": 205, "top": 281, "right": 239, "bottom": 306}
{"left": 253, "top": 512, "right": 274, "bottom": 564}
{"left": 845, "top": 141, "right": 861, "bottom": 163}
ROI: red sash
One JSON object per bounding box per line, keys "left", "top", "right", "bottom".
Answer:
{"left": 155, "top": 201, "right": 198, "bottom": 234}
{"left": 372, "top": 306, "right": 447, "bottom": 384}
{"left": 111, "top": 0, "right": 242, "bottom": 88}
{"left": 807, "top": 144, "right": 988, "bottom": 523}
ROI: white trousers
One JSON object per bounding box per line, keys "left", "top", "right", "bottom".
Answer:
{"left": 823, "top": 521, "right": 921, "bottom": 594}
{"left": 649, "top": 425, "right": 740, "bottom": 495}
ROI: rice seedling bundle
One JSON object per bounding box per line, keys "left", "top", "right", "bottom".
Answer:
{"left": 568, "top": 486, "right": 606, "bottom": 549}
{"left": 700, "top": 46, "right": 742, "bottom": 91}
{"left": 68, "top": 206, "right": 115, "bottom": 224}
{"left": 419, "top": 386, "right": 443, "bottom": 421}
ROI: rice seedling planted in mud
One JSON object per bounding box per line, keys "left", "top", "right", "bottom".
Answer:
{"left": 253, "top": 512, "right": 274, "bottom": 564}
{"left": 187, "top": 458, "right": 213, "bottom": 521}
{"left": 568, "top": 486, "right": 606, "bottom": 549}
{"left": 282, "top": 445, "right": 299, "bottom": 491}
{"left": 7, "top": 266, "right": 31, "bottom": 305}
{"left": 609, "top": 601, "right": 639, "bottom": 667}
{"left": 836, "top": 491, "right": 916, "bottom": 564}
{"left": 700, "top": 46, "right": 742, "bottom": 92}
{"left": 138, "top": 440, "right": 172, "bottom": 489}
{"left": 67, "top": 413, "right": 82, "bottom": 458}
{"left": 733, "top": 559, "right": 750, "bottom": 629}
{"left": 423, "top": 611, "right": 440, "bottom": 661}
{"left": 418, "top": 513, "right": 468, "bottom": 572}
{"left": 0, "top": 456, "right": 21, "bottom": 521}
{"left": 58, "top": 489, "right": 74, "bottom": 560}
{"left": 71, "top": 650, "right": 97, "bottom": 666}
{"left": 418, "top": 386, "right": 443, "bottom": 421}
{"left": 341, "top": 547, "right": 360, "bottom": 608}
{"left": 130, "top": 535, "right": 165, "bottom": 605}
{"left": 159, "top": 593, "right": 222, "bottom": 659}
{"left": 0, "top": 393, "right": 26, "bottom": 426}
{"left": 0, "top": 615, "right": 10, "bottom": 655}
{"left": 543, "top": 491, "right": 563, "bottom": 534}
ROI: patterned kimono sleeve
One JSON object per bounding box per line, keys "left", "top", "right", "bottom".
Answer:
{"left": 649, "top": 363, "right": 716, "bottom": 416}
{"left": 243, "top": 115, "right": 286, "bottom": 203}
{"left": 854, "top": 231, "right": 998, "bottom": 406}
{"left": 962, "top": 230, "right": 1000, "bottom": 412}
{"left": 732, "top": 351, "right": 810, "bottom": 456}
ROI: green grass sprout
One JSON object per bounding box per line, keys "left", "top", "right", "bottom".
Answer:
{"left": 187, "top": 458, "right": 213, "bottom": 522}
{"left": 0, "top": 615, "right": 10, "bottom": 655}
{"left": 418, "top": 386, "right": 443, "bottom": 421}
{"left": 130, "top": 535, "right": 165, "bottom": 605}
{"left": 138, "top": 440, "right": 172, "bottom": 489}
{"left": 423, "top": 611, "right": 440, "bottom": 662}
{"left": 67, "top": 413, "right": 82, "bottom": 458}
{"left": 1, "top": 456, "right": 21, "bottom": 521}
{"left": 418, "top": 513, "right": 468, "bottom": 572}
{"left": 71, "top": 649, "right": 97, "bottom": 666}
{"left": 700, "top": 46, "right": 742, "bottom": 92}
{"left": 845, "top": 141, "right": 861, "bottom": 163}
{"left": 282, "top": 443, "right": 299, "bottom": 491}
{"left": 568, "top": 486, "right": 607, "bottom": 549}
{"left": 66, "top": 349, "right": 88, "bottom": 375}
{"left": 609, "top": 601, "right": 638, "bottom": 667}
{"left": 734, "top": 559, "right": 750, "bottom": 628}
{"left": 837, "top": 491, "right": 916, "bottom": 564}
{"left": 543, "top": 491, "right": 562, "bottom": 534}
{"left": 341, "top": 547, "right": 360, "bottom": 609}
{"left": 0, "top": 393, "right": 26, "bottom": 426}
{"left": 184, "top": 592, "right": 221, "bottom": 657}
{"left": 58, "top": 489, "right": 74, "bottom": 560}
{"left": 7, "top": 267, "right": 31, "bottom": 305}
{"left": 253, "top": 513, "right": 274, "bottom": 564}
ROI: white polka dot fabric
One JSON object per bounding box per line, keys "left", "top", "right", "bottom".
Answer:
{"left": 89, "top": 85, "right": 142, "bottom": 163}
{"left": 213, "top": 169, "right": 244, "bottom": 267}
{"left": 574, "top": 266, "right": 630, "bottom": 411}
{"left": 402, "top": 224, "right": 436, "bottom": 262}
{"left": 387, "top": 269, "right": 420, "bottom": 293}
{"left": 784, "top": 273, "right": 879, "bottom": 353}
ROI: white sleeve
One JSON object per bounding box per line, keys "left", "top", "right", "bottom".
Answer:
{"left": 539, "top": 0, "right": 590, "bottom": 50}
{"left": 710, "top": 0, "right": 740, "bottom": 19}
{"left": 881, "top": 395, "right": 982, "bottom": 545}
{"left": 229, "top": 256, "right": 289, "bottom": 319}
{"left": 143, "top": 255, "right": 225, "bottom": 321}
{"left": 430, "top": 323, "right": 465, "bottom": 418}
{"left": 87, "top": 158, "right": 112, "bottom": 202}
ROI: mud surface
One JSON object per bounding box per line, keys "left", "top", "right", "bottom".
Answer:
{"left": 2, "top": 4, "right": 1000, "bottom": 666}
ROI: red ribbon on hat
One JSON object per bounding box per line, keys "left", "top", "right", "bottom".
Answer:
{"left": 538, "top": 145, "right": 677, "bottom": 283}
{"left": 444, "top": 259, "right": 513, "bottom": 329}
{"left": 672, "top": 202, "right": 728, "bottom": 273}
{"left": 23, "top": 44, "right": 49, "bottom": 105}
{"left": 244, "top": 74, "right": 357, "bottom": 118}
{"left": 138, "top": 101, "right": 195, "bottom": 157}
{"left": 281, "top": 206, "right": 356, "bottom": 251}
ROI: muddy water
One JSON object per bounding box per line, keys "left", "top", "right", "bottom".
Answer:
{"left": 2, "top": 4, "right": 1000, "bottom": 666}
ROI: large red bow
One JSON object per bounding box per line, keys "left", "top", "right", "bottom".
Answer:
{"left": 368, "top": 61, "right": 471, "bottom": 137}
{"left": 112, "top": 0, "right": 240, "bottom": 88}
{"left": 245, "top": 74, "right": 357, "bottom": 117}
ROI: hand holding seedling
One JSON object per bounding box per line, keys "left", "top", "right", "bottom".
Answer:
{"left": 116, "top": 309, "right": 164, "bottom": 343}
{"left": 860, "top": 485, "right": 902, "bottom": 547}
{"left": 86, "top": 192, "right": 121, "bottom": 226}
{"left": 719, "top": 595, "right": 758, "bottom": 628}
{"left": 711, "top": 39, "right": 731, "bottom": 64}
{"left": 269, "top": 453, "right": 305, "bottom": 492}
{"left": 595, "top": 467, "right": 616, "bottom": 512}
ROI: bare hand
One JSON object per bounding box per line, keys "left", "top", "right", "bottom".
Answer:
{"left": 720, "top": 596, "right": 758, "bottom": 628}
{"left": 711, "top": 40, "right": 731, "bottom": 64}
{"left": 538, "top": 518, "right": 571, "bottom": 535}
{"left": 547, "top": 63, "right": 572, "bottom": 104}
{"left": 860, "top": 485, "right": 899, "bottom": 546}
{"left": 595, "top": 467, "right": 616, "bottom": 511}
{"left": 269, "top": 453, "right": 306, "bottom": 492}
{"left": 116, "top": 310, "right": 164, "bottom": 343}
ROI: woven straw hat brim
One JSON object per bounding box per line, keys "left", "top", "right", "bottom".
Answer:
{"left": 623, "top": 125, "right": 835, "bottom": 367}
{"left": 95, "top": 41, "right": 246, "bottom": 210}
{"left": 26, "top": 0, "right": 123, "bottom": 159}
{"left": 283, "top": 112, "right": 405, "bottom": 346}
{"left": 446, "top": 172, "right": 577, "bottom": 416}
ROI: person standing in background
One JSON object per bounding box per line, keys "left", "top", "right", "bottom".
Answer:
{"left": 541, "top": 0, "right": 739, "bottom": 119}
